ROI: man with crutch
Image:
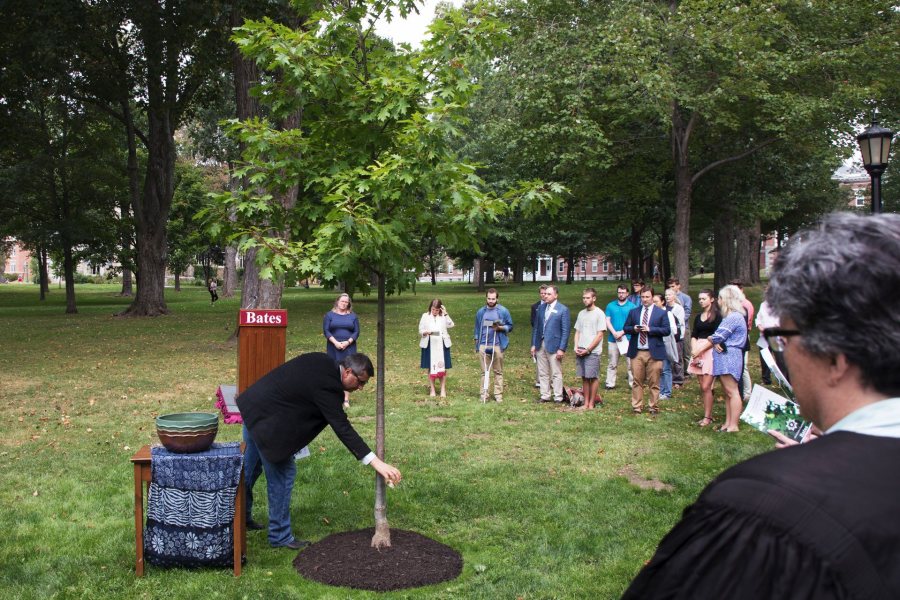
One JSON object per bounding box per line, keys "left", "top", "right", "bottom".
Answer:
{"left": 474, "top": 288, "right": 514, "bottom": 403}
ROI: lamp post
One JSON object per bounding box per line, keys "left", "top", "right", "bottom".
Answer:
{"left": 856, "top": 112, "right": 894, "bottom": 214}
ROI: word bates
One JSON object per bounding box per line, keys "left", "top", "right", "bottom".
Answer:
{"left": 239, "top": 309, "right": 288, "bottom": 327}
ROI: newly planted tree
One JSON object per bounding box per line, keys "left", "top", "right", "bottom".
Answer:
{"left": 213, "top": 0, "right": 560, "bottom": 547}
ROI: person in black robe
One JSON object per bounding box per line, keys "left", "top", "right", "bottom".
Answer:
{"left": 624, "top": 212, "right": 900, "bottom": 599}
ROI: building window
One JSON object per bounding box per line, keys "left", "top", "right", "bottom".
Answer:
{"left": 602, "top": 260, "right": 609, "bottom": 272}
{"left": 591, "top": 259, "right": 598, "bottom": 272}
{"left": 854, "top": 189, "right": 866, "bottom": 207}
{"left": 558, "top": 260, "right": 564, "bottom": 273}
{"left": 581, "top": 260, "right": 586, "bottom": 272}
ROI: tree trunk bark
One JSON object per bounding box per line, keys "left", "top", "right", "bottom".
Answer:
{"left": 223, "top": 244, "right": 238, "bottom": 297}
{"left": 661, "top": 226, "right": 671, "bottom": 282}
{"left": 63, "top": 244, "right": 77, "bottom": 314}
{"left": 748, "top": 218, "right": 762, "bottom": 285}
{"left": 550, "top": 256, "right": 558, "bottom": 283}
{"left": 39, "top": 246, "right": 49, "bottom": 300}
{"left": 119, "top": 13, "right": 174, "bottom": 317}
{"left": 473, "top": 258, "right": 483, "bottom": 291}
{"left": 174, "top": 272, "right": 181, "bottom": 292}
{"left": 119, "top": 100, "right": 137, "bottom": 298}
{"left": 672, "top": 98, "right": 693, "bottom": 293}
{"left": 713, "top": 207, "right": 735, "bottom": 291}
{"left": 371, "top": 272, "right": 391, "bottom": 549}
{"left": 734, "top": 222, "right": 754, "bottom": 285}
{"left": 630, "top": 226, "right": 642, "bottom": 280}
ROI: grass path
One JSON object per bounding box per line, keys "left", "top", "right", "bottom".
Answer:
{"left": 0, "top": 281, "right": 770, "bottom": 599}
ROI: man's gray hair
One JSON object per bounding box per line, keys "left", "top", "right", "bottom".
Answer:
{"left": 340, "top": 353, "right": 374, "bottom": 378}
{"left": 766, "top": 212, "right": 900, "bottom": 396}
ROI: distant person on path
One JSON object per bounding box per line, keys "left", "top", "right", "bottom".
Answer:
{"left": 573, "top": 288, "right": 606, "bottom": 409}
{"left": 238, "top": 352, "right": 401, "bottom": 550}
{"left": 624, "top": 212, "right": 900, "bottom": 600}
{"left": 419, "top": 298, "right": 454, "bottom": 397}
{"left": 474, "top": 288, "right": 513, "bottom": 403}
{"left": 323, "top": 292, "right": 360, "bottom": 408}
{"left": 531, "top": 285, "right": 570, "bottom": 403}
{"left": 688, "top": 289, "right": 722, "bottom": 427}
{"left": 623, "top": 288, "right": 670, "bottom": 414}
{"left": 689, "top": 285, "right": 748, "bottom": 432}
{"left": 530, "top": 285, "right": 549, "bottom": 388}
{"left": 208, "top": 278, "right": 218, "bottom": 304}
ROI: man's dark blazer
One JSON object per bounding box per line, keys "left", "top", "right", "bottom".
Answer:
{"left": 623, "top": 304, "right": 670, "bottom": 361}
{"left": 237, "top": 352, "right": 371, "bottom": 464}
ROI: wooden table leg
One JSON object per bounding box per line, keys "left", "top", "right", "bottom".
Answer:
{"left": 233, "top": 467, "right": 245, "bottom": 576}
{"left": 133, "top": 462, "right": 145, "bottom": 577}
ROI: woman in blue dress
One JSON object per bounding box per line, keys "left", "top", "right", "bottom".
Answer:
{"left": 323, "top": 293, "right": 360, "bottom": 407}
{"left": 688, "top": 285, "right": 747, "bottom": 433}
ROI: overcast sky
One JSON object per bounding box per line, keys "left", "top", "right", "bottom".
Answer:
{"left": 374, "top": 0, "right": 464, "bottom": 48}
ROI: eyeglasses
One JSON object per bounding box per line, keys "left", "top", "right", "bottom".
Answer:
{"left": 762, "top": 327, "right": 802, "bottom": 352}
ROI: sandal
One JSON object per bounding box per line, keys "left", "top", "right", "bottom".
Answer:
{"left": 697, "top": 417, "right": 713, "bottom": 427}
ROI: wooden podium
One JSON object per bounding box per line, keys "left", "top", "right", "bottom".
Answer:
{"left": 238, "top": 309, "right": 288, "bottom": 394}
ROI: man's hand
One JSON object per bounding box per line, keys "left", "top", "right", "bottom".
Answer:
{"left": 555, "top": 350, "right": 565, "bottom": 361}
{"left": 370, "top": 457, "right": 402, "bottom": 486}
{"left": 614, "top": 331, "right": 624, "bottom": 340}
{"left": 530, "top": 346, "right": 537, "bottom": 358}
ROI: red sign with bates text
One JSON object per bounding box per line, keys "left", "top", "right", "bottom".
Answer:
{"left": 239, "top": 309, "right": 288, "bottom": 327}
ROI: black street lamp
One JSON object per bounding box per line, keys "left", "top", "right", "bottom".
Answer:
{"left": 856, "top": 113, "right": 894, "bottom": 214}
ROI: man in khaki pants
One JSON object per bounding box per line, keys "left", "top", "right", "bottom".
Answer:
{"left": 622, "top": 288, "right": 670, "bottom": 414}
{"left": 474, "top": 288, "right": 514, "bottom": 402}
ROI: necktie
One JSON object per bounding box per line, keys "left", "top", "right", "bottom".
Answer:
{"left": 640, "top": 307, "right": 649, "bottom": 346}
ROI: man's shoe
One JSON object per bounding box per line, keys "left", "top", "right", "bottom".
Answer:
{"left": 604, "top": 386, "right": 615, "bottom": 390}
{"left": 246, "top": 519, "right": 266, "bottom": 531}
{"left": 649, "top": 407, "right": 660, "bottom": 415}
{"left": 274, "top": 538, "right": 310, "bottom": 550}
{"left": 658, "top": 395, "right": 670, "bottom": 401}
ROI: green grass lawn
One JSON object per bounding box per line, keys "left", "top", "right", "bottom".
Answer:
{"left": 0, "top": 280, "right": 772, "bottom": 599}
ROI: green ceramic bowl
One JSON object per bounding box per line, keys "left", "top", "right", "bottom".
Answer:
{"left": 156, "top": 412, "right": 218, "bottom": 430}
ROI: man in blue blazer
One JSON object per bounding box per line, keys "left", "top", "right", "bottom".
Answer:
{"left": 531, "top": 285, "right": 571, "bottom": 402}
{"left": 623, "top": 288, "right": 671, "bottom": 414}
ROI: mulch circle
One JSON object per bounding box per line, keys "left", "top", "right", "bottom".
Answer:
{"left": 293, "top": 528, "right": 463, "bottom": 592}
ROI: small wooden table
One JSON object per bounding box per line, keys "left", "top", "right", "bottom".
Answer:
{"left": 130, "top": 444, "right": 247, "bottom": 576}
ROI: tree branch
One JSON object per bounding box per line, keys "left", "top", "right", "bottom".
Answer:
{"left": 692, "top": 137, "right": 779, "bottom": 184}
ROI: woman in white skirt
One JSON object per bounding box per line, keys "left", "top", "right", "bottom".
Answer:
{"left": 419, "top": 298, "right": 454, "bottom": 397}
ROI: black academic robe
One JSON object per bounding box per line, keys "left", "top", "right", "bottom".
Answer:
{"left": 623, "top": 432, "right": 900, "bottom": 600}
{"left": 236, "top": 352, "right": 371, "bottom": 464}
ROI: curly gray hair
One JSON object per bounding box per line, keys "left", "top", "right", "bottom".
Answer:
{"left": 766, "top": 212, "right": 900, "bottom": 396}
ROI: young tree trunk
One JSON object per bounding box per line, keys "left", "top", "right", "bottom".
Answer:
{"left": 174, "top": 272, "right": 181, "bottom": 292}
{"left": 371, "top": 272, "right": 391, "bottom": 548}
{"left": 550, "top": 256, "right": 558, "bottom": 283}
{"left": 672, "top": 155, "right": 693, "bottom": 293}
{"left": 485, "top": 261, "right": 495, "bottom": 284}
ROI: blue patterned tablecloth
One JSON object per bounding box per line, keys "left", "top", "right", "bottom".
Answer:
{"left": 143, "top": 442, "right": 243, "bottom": 568}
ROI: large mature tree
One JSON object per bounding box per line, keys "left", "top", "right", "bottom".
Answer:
{"left": 595, "top": 0, "right": 898, "bottom": 289}
{"left": 66, "top": 0, "right": 232, "bottom": 315}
